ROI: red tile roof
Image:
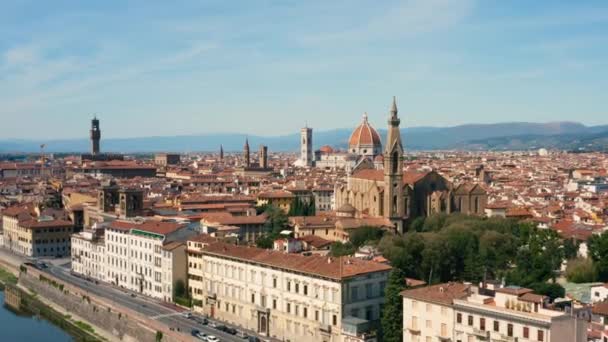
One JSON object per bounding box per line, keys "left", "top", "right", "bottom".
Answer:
{"left": 202, "top": 242, "right": 391, "bottom": 280}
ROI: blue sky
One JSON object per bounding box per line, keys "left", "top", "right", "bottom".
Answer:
{"left": 1, "top": 0, "right": 607, "bottom": 139}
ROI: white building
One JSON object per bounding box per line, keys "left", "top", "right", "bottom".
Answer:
{"left": 591, "top": 284, "right": 608, "bottom": 304}
{"left": 71, "top": 227, "right": 106, "bottom": 282}
{"left": 72, "top": 219, "right": 195, "bottom": 302}
{"left": 187, "top": 238, "right": 390, "bottom": 342}
{"left": 402, "top": 283, "right": 587, "bottom": 342}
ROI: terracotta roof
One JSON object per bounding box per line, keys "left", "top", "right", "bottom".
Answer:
{"left": 401, "top": 282, "right": 470, "bottom": 306}
{"left": 592, "top": 300, "right": 608, "bottom": 316}
{"left": 20, "top": 219, "right": 73, "bottom": 229}
{"left": 348, "top": 114, "right": 382, "bottom": 148}
{"left": 200, "top": 212, "right": 267, "bottom": 225}
{"left": 202, "top": 242, "right": 391, "bottom": 280}
{"left": 109, "top": 220, "right": 186, "bottom": 235}
{"left": 257, "top": 190, "right": 295, "bottom": 199}
{"left": 495, "top": 286, "right": 533, "bottom": 296}
{"left": 296, "top": 235, "right": 332, "bottom": 249}
{"left": 519, "top": 292, "right": 547, "bottom": 303}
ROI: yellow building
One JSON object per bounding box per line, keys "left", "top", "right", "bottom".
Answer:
{"left": 2, "top": 204, "right": 73, "bottom": 257}
{"left": 257, "top": 190, "right": 295, "bottom": 213}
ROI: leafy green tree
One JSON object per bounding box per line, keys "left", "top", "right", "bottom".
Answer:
{"left": 349, "top": 226, "right": 384, "bottom": 248}
{"left": 173, "top": 279, "right": 186, "bottom": 299}
{"left": 409, "top": 217, "right": 425, "bottom": 232}
{"left": 381, "top": 268, "right": 407, "bottom": 342}
{"left": 588, "top": 232, "right": 608, "bottom": 281}
{"left": 563, "top": 238, "right": 580, "bottom": 260}
{"left": 566, "top": 258, "right": 598, "bottom": 283}
{"left": 530, "top": 282, "right": 565, "bottom": 301}
{"left": 329, "top": 242, "right": 356, "bottom": 257}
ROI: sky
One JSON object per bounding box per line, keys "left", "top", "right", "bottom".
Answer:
{"left": 1, "top": 0, "right": 607, "bottom": 140}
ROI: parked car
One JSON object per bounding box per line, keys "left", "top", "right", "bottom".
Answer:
{"left": 196, "top": 332, "right": 208, "bottom": 341}
{"left": 225, "top": 327, "right": 237, "bottom": 335}
{"left": 207, "top": 336, "right": 220, "bottom": 342}
{"left": 182, "top": 312, "right": 193, "bottom": 319}
{"left": 191, "top": 329, "right": 200, "bottom": 336}
{"left": 248, "top": 337, "right": 261, "bottom": 342}
{"left": 236, "top": 331, "right": 249, "bottom": 339}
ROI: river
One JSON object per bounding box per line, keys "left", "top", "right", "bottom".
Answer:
{"left": 0, "top": 290, "right": 73, "bottom": 341}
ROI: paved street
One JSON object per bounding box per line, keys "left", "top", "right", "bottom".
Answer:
{"left": 0, "top": 247, "right": 268, "bottom": 342}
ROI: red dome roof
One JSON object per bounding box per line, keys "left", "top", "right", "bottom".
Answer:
{"left": 348, "top": 113, "right": 382, "bottom": 148}
{"left": 319, "top": 145, "right": 334, "bottom": 153}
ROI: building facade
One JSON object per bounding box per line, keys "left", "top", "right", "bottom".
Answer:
{"left": 402, "top": 283, "right": 588, "bottom": 342}
{"left": 187, "top": 240, "right": 390, "bottom": 342}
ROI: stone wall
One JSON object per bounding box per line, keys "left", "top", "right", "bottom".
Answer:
{"left": 20, "top": 266, "right": 191, "bottom": 342}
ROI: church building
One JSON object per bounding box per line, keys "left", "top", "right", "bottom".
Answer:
{"left": 334, "top": 97, "right": 487, "bottom": 233}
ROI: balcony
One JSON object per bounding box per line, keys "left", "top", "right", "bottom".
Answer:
{"left": 320, "top": 324, "right": 332, "bottom": 334}
{"left": 407, "top": 326, "right": 421, "bottom": 334}
{"left": 472, "top": 328, "right": 490, "bottom": 340}
{"left": 435, "top": 334, "right": 451, "bottom": 341}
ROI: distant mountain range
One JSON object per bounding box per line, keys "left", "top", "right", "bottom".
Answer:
{"left": 1, "top": 122, "right": 607, "bottom": 153}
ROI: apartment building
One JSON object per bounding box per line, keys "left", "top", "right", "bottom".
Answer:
{"left": 187, "top": 239, "right": 391, "bottom": 342}
{"left": 402, "top": 283, "right": 587, "bottom": 342}
{"left": 2, "top": 204, "right": 73, "bottom": 257}
{"left": 85, "top": 219, "right": 194, "bottom": 301}
{"left": 71, "top": 226, "right": 106, "bottom": 281}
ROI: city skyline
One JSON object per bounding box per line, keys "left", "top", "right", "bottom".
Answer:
{"left": 2, "top": 0, "right": 608, "bottom": 139}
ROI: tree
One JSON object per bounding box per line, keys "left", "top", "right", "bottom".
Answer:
{"left": 563, "top": 238, "right": 580, "bottom": 260}
{"left": 588, "top": 233, "right": 608, "bottom": 281}
{"left": 566, "top": 258, "right": 597, "bottom": 283}
{"left": 381, "top": 268, "right": 407, "bottom": 342}
{"left": 530, "top": 282, "right": 565, "bottom": 301}
{"left": 349, "top": 226, "right": 384, "bottom": 248}
{"left": 329, "top": 242, "right": 356, "bottom": 257}
{"left": 173, "top": 279, "right": 186, "bottom": 299}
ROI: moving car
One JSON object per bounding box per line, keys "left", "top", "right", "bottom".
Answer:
{"left": 207, "top": 336, "right": 220, "bottom": 342}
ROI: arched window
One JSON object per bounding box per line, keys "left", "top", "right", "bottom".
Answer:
{"left": 392, "top": 151, "right": 399, "bottom": 174}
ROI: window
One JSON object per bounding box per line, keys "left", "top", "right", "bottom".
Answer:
{"left": 523, "top": 327, "right": 529, "bottom": 338}
{"left": 315, "top": 310, "right": 319, "bottom": 321}
{"left": 303, "top": 307, "right": 307, "bottom": 318}
{"left": 273, "top": 299, "right": 277, "bottom": 309}
{"left": 538, "top": 330, "right": 544, "bottom": 342}
{"left": 493, "top": 321, "right": 499, "bottom": 332}
{"left": 287, "top": 303, "right": 291, "bottom": 313}
{"left": 507, "top": 324, "right": 513, "bottom": 337}
{"left": 332, "top": 315, "right": 337, "bottom": 326}
{"left": 273, "top": 278, "right": 277, "bottom": 288}
{"left": 304, "top": 285, "right": 308, "bottom": 295}
{"left": 251, "top": 293, "right": 255, "bottom": 304}
{"left": 468, "top": 315, "right": 473, "bottom": 326}
{"left": 456, "top": 313, "right": 462, "bottom": 324}
{"left": 480, "top": 318, "right": 485, "bottom": 331}
{"left": 287, "top": 281, "right": 291, "bottom": 291}
{"left": 295, "top": 283, "right": 299, "bottom": 293}
{"left": 426, "top": 303, "right": 432, "bottom": 312}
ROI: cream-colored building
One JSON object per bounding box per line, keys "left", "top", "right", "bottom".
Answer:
{"left": 71, "top": 227, "right": 106, "bottom": 281}
{"left": 187, "top": 238, "right": 391, "bottom": 342}
{"left": 402, "top": 283, "right": 588, "bottom": 342}
{"left": 2, "top": 204, "right": 73, "bottom": 257}
{"left": 73, "top": 219, "right": 194, "bottom": 302}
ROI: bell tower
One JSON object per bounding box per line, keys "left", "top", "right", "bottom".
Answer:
{"left": 90, "top": 116, "right": 101, "bottom": 155}
{"left": 243, "top": 138, "right": 250, "bottom": 167}
{"left": 300, "top": 126, "right": 313, "bottom": 167}
{"left": 383, "top": 97, "right": 405, "bottom": 233}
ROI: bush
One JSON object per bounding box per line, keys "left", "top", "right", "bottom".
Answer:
{"left": 566, "top": 258, "right": 598, "bottom": 283}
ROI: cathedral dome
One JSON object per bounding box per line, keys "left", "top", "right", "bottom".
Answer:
{"left": 319, "top": 145, "right": 334, "bottom": 154}
{"left": 348, "top": 113, "right": 382, "bottom": 156}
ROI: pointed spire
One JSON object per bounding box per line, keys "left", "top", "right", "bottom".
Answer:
{"left": 390, "top": 96, "right": 398, "bottom": 116}
{"left": 244, "top": 137, "right": 250, "bottom": 149}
